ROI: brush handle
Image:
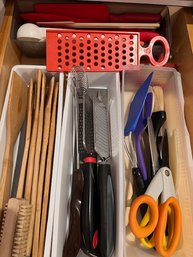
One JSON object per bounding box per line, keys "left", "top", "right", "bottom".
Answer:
{"left": 98, "top": 163, "right": 115, "bottom": 257}
{"left": 63, "top": 169, "right": 84, "bottom": 257}
{"left": 81, "top": 158, "right": 99, "bottom": 255}
{"left": 0, "top": 144, "right": 14, "bottom": 221}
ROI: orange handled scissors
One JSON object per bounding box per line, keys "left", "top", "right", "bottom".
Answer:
{"left": 129, "top": 166, "right": 182, "bottom": 257}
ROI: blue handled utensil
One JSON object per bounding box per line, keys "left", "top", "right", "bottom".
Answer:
{"left": 124, "top": 72, "right": 154, "bottom": 137}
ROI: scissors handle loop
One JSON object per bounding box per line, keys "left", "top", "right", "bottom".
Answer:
{"left": 154, "top": 196, "right": 182, "bottom": 257}
{"left": 129, "top": 194, "right": 158, "bottom": 238}
{"left": 139, "top": 36, "right": 170, "bottom": 66}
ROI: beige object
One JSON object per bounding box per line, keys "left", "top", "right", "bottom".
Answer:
{"left": 16, "top": 79, "right": 34, "bottom": 198}
{"left": 0, "top": 198, "right": 32, "bottom": 257}
{"left": 0, "top": 72, "right": 28, "bottom": 220}
{"left": 32, "top": 76, "right": 55, "bottom": 257}
{"left": 38, "top": 82, "right": 59, "bottom": 257}
{"left": 24, "top": 70, "right": 42, "bottom": 202}
{"left": 26, "top": 71, "right": 46, "bottom": 257}
{"left": 153, "top": 85, "right": 164, "bottom": 112}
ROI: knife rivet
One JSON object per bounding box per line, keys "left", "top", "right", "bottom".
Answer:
{"left": 165, "top": 170, "right": 170, "bottom": 176}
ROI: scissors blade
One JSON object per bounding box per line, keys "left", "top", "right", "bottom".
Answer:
{"left": 147, "top": 118, "right": 160, "bottom": 175}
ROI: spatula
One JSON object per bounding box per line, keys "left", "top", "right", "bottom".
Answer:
{"left": 0, "top": 72, "right": 28, "bottom": 220}
{"left": 124, "top": 72, "right": 154, "bottom": 137}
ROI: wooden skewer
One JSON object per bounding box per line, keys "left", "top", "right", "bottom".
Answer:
{"left": 0, "top": 72, "right": 28, "bottom": 221}
{"left": 38, "top": 82, "right": 59, "bottom": 257}
{"left": 32, "top": 76, "right": 55, "bottom": 257}
{"left": 16, "top": 79, "right": 34, "bottom": 198}
{"left": 24, "top": 70, "right": 42, "bottom": 202}
{"left": 26, "top": 71, "right": 46, "bottom": 257}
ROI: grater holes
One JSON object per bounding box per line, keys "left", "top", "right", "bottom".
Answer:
{"left": 101, "top": 34, "right": 105, "bottom": 39}
{"left": 101, "top": 52, "right": 105, "bottom": 57}
{"left": 72, "top": 59, "right": 76, "bottom": 63}
{"left": 101, "top": 59, "right": 105, "bottom": 63}
{"left": 101, "top": 40, "right": 105, "bottom": 44}
{"left": 87, "top": 52, "right": 91, "bottom": 57}
{"left": 79, "top": 36, "right": 84, "bottom": 41}
{"left": 108, "top": 43, "right": 112, "bottom": 48}
{"left": 108, "top": 56, "right": 112, "bottom": 60}
{"left": 108, "top": 37, "right": 112, "bottom": 41}
{"left": 72, "top": 46, "right": 76, "bottom": 50}
{"left": 87, "top": 65, "right": 91, "bottom": 70}
{"left": 65, "top": 55, "right": 69, "bottom": 60}
{"left": 65, "top": 42, "right": 69, "bottom": 47}
{"left": 79, "top": 49, "right": 84, "bottom": 54}
{"left": 58, "top": 65, "right": 62, "bottom": 70}
{"left": 130, "top": 52, "right": 134, "bottom": 57}
{"left": 80, "top": 62, "right": 84, "bottom": 66}
{"left": 94, "top": 62, "right": 98, "bottom": 66}
{"left": 57, "top": 39, "right": 62, "bottom": 44}
{"left": 72, "top": 39, "right": 76, "bottom": 44}
{"left": 58, "top": 33, "right": 62, "bottom": 38}
{"left": 87, "top": 33, "right": 91, "bottom": 38}
{"left": 65, "top": 36, "right": 69, "bottom": 40}
{"left": 80, "top": 56, "right": 84, "bottom": 60}
{"left": 101, "top": 46, "right": 105, "bottom": 51}
{"left": 130, "top": 35, "right": 134, "bottom": 40}
{"left": 94, "top": 56, "right": 98, "bottom": 60}
{"left": 115, "top": 34, "right": 119, "bottom": 40}
{"left": 87, "top": 46, "right": 91, "bottom": 51}
{"left": 115, "top": 46, "right": 119, "bottom": 51}
{"left": 122, "top": 49, "right": 126, "bottom": 54}
{"left": 65, "top": 49, "right": 69, "bottom": 53}
{"left": 122, "top": 55, "right": 126, "bottom": 60}
{"left": 129, "top": 41, "right": 134, "bottom": 45}
{"left": 94, "top": 43, "right": 98, "bottom": 47}
{"left": 94, "top": 37, "right": 98, "bottom": 41}
{"left": 115, "top": 64, "right": 119, "bottom": 69}
{"left": 58, "top": 58, "right": 62, "bottom": 63}
{"left": 115, "top": 40, "right": 119, "bottom": 45}
{"left": 108, "top": 62, "right": 112, "bottom": 66}
{"left": 122, "top": 61, "right": 127, "bottom": 65}
{"left": 122, "top": 43, "right": 126, "bottom": 48}
{"left": 115, "top": 52, "right": 119, "bottom": 57}
{"left": 94, "top": 49, "right": 98, "bottom": 54}
{"left": 72, "top": 52, "right": 76, "bottom": 57}
{"left": 108, "top": 49, "right": 112, "bottom": 54}
{"left": 87, "top": 40, "right": 91, "bottom": 44}
{"left": 58, "top": 52, "right": 62, "bottom": 57}
{"left": 130, "top": 47, "right": 134, "bottom": 51}
{"left": 115, "top": 59, "right": 119, "bottom": 63}
{"left": 101, "top": 65, "right": 105, "bottom": 70}
{"left": 87, "top": 59, "right": 91, "bottom": 63}
{"left": 122, "top": 37, "right": 126, "bottom": 42}
{"left": 130, "top": 58, "right": 134, "bottom": 63}
{"left": 58, "top": 45, "right": 62, "bottom": 50}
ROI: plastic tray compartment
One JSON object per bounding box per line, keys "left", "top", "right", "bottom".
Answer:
{"left": 0, "top": 65, "right": 65, "bottom": 257}
{"left": 51, "top": 71, "right": 125, "bottom": 257}
{"left": 123, "top": 65, "right": 193, "bottom": 257}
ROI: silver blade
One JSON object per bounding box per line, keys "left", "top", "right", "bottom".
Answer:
{"left": 147, "top": 117, "right": 160, "bottom": 175}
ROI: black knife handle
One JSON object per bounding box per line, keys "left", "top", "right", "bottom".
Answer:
{"left": 81, "top": 157, "right": 99, "bottom": 255}
{"left": 63, "top": 169, "right": 84, "bottom": 257}
{"left": 98, "top": 163, "right": 115, "bottom": 257}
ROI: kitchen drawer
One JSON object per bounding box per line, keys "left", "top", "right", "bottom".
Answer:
{"left": 0, "top": 1, "right": 193, "bottom": 257}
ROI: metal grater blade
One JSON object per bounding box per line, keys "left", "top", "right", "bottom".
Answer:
{"left": 93, "top": 90, "right": 111, "bottom": 160}
{"left": 83, "top": 93, "right": 95, "bottom": 156}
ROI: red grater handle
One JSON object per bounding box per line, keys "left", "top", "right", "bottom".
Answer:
{"left": 139, "top": 36, "right": 170, "bottom": 66}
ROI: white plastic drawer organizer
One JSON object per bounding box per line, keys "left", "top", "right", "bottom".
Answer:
{"left": 0, "top": 67, "right": 124, "bottom": 257}
{"left": 123, "top": 66, "right": 193, "bottom": 257}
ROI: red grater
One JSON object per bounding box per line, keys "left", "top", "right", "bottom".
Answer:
{"left": 46, "top": 30, "right": 170, "bottom": 72}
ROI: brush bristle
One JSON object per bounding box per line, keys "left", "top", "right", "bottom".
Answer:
{"left": 0, "top": 204, "right": 8, "bottom": 245}
{"left": 12, "top": 204, "right": 32, "bottom": 257}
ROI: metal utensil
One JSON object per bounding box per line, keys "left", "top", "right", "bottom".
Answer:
{"left": 93, "top": 90, "right": 115, "bottom": 257}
